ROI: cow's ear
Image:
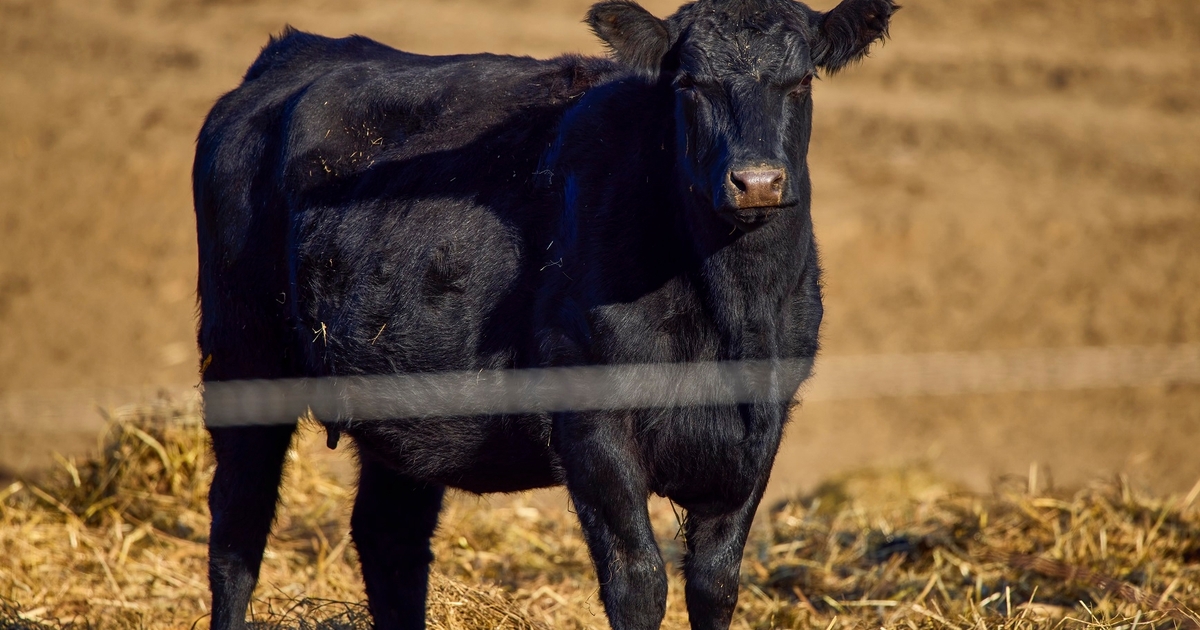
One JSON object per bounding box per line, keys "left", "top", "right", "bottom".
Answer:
{"left": 586, "top": 1, "right": 671, "bottom": 74}
{"left": 811, "top": 0, "right": 899, "bottom": 73}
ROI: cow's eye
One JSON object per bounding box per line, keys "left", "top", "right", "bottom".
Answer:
{"left": 676, "top": 75, "right": 696, "bottom": 91}
{"left": 788, "top": 74, "right": 814, "bottom": 98}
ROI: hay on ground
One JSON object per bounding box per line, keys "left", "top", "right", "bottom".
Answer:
{"left": 1, "top": 398, "right": 1197, "bottom": 629}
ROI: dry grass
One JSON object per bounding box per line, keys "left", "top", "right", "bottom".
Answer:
{"left": 1, "top": 398, "right": 1198, "bottom": 629}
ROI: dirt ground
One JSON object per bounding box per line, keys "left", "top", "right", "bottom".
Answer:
{"left": 1, "top": 0, "right": 1199, "bottom": 495}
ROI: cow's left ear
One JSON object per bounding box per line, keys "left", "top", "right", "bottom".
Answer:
{"left": 586, "top": 1, "right": 671, "bottom": 74}
{"left": 811, "top": 0, "right": 899, "bottom": 73}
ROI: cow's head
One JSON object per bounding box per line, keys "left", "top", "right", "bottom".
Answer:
{"left": 588, "top": 0, "right": 896, "bottom": 231}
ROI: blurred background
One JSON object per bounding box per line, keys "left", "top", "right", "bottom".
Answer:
{"left": 0, "top": 0, "right": 1197, "bottom": 496}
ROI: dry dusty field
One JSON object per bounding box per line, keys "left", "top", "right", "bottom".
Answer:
{"left": 1, "top": 0, "right": 1198, "bottom": 492}
{"left": 1, "top": 0, "right": 1200, "bottom": 626}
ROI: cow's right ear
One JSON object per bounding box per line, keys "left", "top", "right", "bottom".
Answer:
{"left": 586, "top": 1, "right": 671, "bottom": 74}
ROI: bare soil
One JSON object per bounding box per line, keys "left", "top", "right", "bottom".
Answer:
{"left": 1, "top": 0, "right": 1198, "bottom": 494}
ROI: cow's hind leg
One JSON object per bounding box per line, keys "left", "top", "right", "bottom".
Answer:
{"left": 207, "top": 423, "right": 297, "bottom": 630}
{"left": 351, "top": 457, "right": 445, "bottom": 630}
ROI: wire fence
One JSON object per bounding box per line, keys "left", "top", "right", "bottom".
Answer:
{"left": 806, "top": 343, "right": 1200, "bottom": 400}
{"left": 1, "top": 344, "right": 1198, "bottom": 430}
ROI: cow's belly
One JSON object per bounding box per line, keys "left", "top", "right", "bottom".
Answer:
{"left": 348, "top": 414, "right": 561, "bottom": 494}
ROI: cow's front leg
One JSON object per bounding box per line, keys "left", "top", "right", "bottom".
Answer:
{"left": 556, "top": 412, "right": 667, "bottom": 630}
{"left": 680, "top": 399, "right": 782, "bottom": 630}
{"left": 680, "top": 489, "right": 764, "bottom": 630}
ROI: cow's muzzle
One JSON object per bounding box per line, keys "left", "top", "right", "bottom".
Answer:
{"left": 728, "top": 167, "right": 786, "bottom": 209}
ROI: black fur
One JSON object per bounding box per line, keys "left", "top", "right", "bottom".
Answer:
{"left": 193, "top": 1, "right": 895, "bottom": 629}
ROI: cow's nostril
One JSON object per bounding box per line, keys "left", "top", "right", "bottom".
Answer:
{"left": 728, "top": 168, "right": 786, "bottom": 209}
{"left": 729, "top": 172, "right": 749, "bottom": 193}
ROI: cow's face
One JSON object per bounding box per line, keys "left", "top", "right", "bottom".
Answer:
{"left": 588, "top": 0, "right": 896, "bottom": 231}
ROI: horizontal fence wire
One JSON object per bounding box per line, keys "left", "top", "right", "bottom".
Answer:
{"left": 1, "top": 344, "right": 1198, "bottom": 429}
{"left": 807, "top": 344, "right": 1200, "bottom": 400}
{"left": 202, "top": 359, "right": 813, "bottom": 427}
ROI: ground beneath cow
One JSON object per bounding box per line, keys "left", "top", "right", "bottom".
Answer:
{"left": 1, "top": 0, "right": 1198, "bottom": 497}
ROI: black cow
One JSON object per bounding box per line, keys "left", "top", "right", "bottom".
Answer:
{"left": 193, "top": 1, "right": 896, "bottom": 629}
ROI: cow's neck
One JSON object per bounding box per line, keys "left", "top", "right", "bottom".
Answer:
{"left": 677, "top": 184, "right": 814, "bottom": 360}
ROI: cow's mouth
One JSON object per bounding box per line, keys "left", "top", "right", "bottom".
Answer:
{"left": 722, "top": 202, "right": 795, "bottom": 231}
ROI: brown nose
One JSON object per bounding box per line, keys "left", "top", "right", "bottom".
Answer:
{"left": 728, "top": 168, "right": 786, "bottom": 209}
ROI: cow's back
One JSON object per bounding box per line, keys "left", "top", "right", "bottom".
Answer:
{"left": 194, "top": 29, "right": 614, "bottom": 384}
